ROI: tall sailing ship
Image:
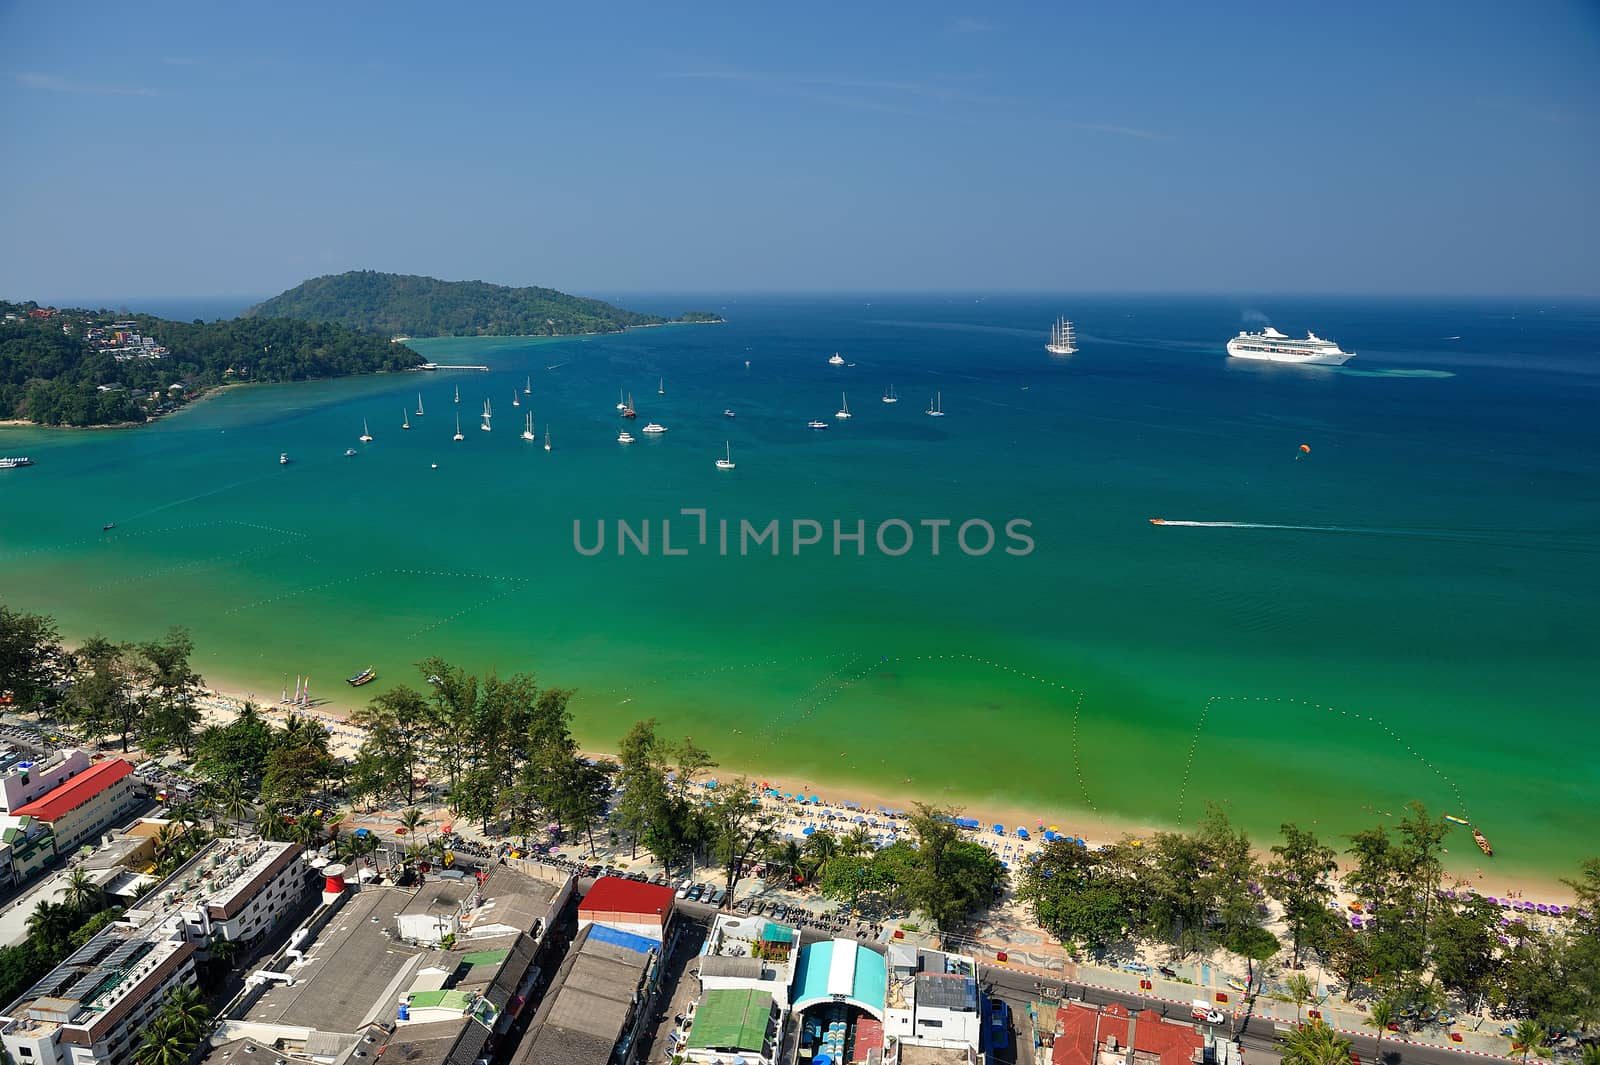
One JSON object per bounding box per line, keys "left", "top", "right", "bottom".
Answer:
{"left": 1046, "top": 316, "right": 1078, "bottom": 355}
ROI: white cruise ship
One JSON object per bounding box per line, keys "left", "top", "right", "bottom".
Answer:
{"left": 1227, "top": 327, "right": 1354, "bottom": 366}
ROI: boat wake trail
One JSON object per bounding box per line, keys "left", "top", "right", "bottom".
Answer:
{"left": 1149, "top": 518, "right": 1600, "bottom": 553}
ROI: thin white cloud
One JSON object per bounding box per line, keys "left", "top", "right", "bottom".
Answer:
{"left": 666, "top": 66, "right": 1167, "bottom": 139}
{"left": 14, "top": 72, "right": 159, "bottom": 97}
{"left": 947, "top": 17, "right": 994, "bottom": 34}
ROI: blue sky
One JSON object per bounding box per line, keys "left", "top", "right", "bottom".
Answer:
{"left": 2, "top": 1, "right": 1597, "bottom": 301}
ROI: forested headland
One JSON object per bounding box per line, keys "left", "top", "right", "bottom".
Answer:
{"left": 243, "top": 270, "right": 719, "bottom": 337}
{"left": 0, "top": 300, "right": 421, "bottom": 427}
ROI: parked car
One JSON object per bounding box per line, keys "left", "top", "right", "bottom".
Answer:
{"left": 1191, "top": 1000, "right": 1226, "bottom": 1025}
{"left": 687, "top": 883, "right": 705, "bottom": 902}
{"left": 651, "top": 873, "right": 667, "bottom": 885}
{"left": 677, "top": 880, "right": 693, "bottom": 899}
{"left": 735, "top": 898, "right": 753, "bottom": 914}
{"left": 709, "top": 887, "right": 727, "bottom": 906}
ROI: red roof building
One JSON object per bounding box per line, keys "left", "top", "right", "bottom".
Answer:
{"left": 577, "top": 876, "right": 675, "bottom": 941}
{"left": 15, "top": 759, "right": 140, "bottom": 852}
{"left": 1052, "top": 1002, "right": 1206, "bottom": 1065}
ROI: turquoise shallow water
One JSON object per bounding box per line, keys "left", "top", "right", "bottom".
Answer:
{"left": 2, "top": 295, "right": 1597, "bottom": 883}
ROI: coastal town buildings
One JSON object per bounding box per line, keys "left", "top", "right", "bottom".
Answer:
{"left": 0, "top": 748, "right": 94, "bottom": 813}
{"left": 678, "top": 914, "right": 798, "bottom": 1065}
{"left": 12, "top": 758, "right": 141, "bottom": 856}
{"left": 0, "top": 814, "right": 53, "bottom": 889}
{"left": 882, "top": 944, "right": 984, "bottom": 1063}
{"left": 792, "top": 938, "right": 890, "bottom": 1065}
{"left": 0, "top": 837, "right": 308, "bottom": 1065}
{"left": 206, "top": 863, "right": 570, "bottom": 1065}
{"left": 509, "top": 920, "right": 663, "bottom": 1065}
{"left": 1050, "top": 1002, "right": 1240, "bottom": 1065}
{"left": 576, "top": 875, "right": 675, "bottom": 942}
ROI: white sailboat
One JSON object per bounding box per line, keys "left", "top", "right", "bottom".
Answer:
{"left": 1047, "top": 316, "right": 1078, "bottom": 355}
{"left": 521, "top": 412, "right": 535, "bottom": 441}
{"left": 926, "top": 391, "right": 945, "bottom": 417}
{"left": 658, "top": 377, "right": 665, "bottom": 395}
{"left": 524, "top": 376, "right": 532, "bottom": 395}
{"left": 359, "top": 419, "right": 373, "bottom": 442}
{"left": 453, "top": 414, "right": 465, "bottom": 442}
{"left": 616, "top": 388, "right": 627, "bottom": 411}
{"left": 543, "top": 428, "right": 551, "bottom": 451}
{"left": 417, "top": 393, "right": 425, "bottom": 416}
{"left": 715, "top": 442, "right": 736, "bottom": 470}
{"left": 454, "top": 385, "right": 460, "bottom": 404}
{"left": 483, "top": 398, "right": 492, "bottom": 419}
{"left": 402, "top": 409, "right": 411, "bottom": 430}
{"left": 882, "top": 384, "right": 899, "bottom": 404}
{"left": 828, "top": 351, "right": 845, "bottom": 365}
{"left": 513, "top": 390, "right": 520, "bottom": 407}
{"left": 836, "top": 393, "right": 852, "bottom": 419}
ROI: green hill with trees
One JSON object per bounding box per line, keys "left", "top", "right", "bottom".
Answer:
{"left": 0, "top": 300, "right": 420, "bottom": 427}
{"left": 243, "top": 270, "right": 714, "bottom": 338}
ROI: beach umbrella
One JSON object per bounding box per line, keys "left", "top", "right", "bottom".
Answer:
{"left": 810, "top": 795, "right": 820, "bottom": 803}
{"left": 1049, "top": 825, "right": 1060, "bottom": 832}
{"left": 803, "top": 826, "right": 815, "bottom": 836}
{"left": 993, "top": 824, "right": 1004, "bottom": 834}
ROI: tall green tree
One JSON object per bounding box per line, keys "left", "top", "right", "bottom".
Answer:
{"left": 1016, "top": 837, "right": 1148, "bottom": 952}
{"left": 134, "top": 627, "right": 204, "bottom": 756}
{"left": 706, "top": 780, "right": 773, "bottom": 908}
{"left": 0, "top": 605, "right": 65, "bottom": 713}
{"left": 63, "top": 636, "right": 140, "bottom": 751}
{"left": 901, "top": 805, "right": 1008, "bottom": 931}
{"left": 1267, "top": 822, "right": 1339, "bottom": 966}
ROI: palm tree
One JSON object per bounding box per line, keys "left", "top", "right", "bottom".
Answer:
{"left": 27, "top": 900, "right": 80, "bottom": 952}
{"left": 398, "top": 807, "right": 428, "bottom": 841}
{"left": 1281, "top": 1019, "right": 1353, "bottom": 1065}
{"left": 159, "top": 986, "right": 211, "bottom": 1041}
{"left": 292, "top": 813, "right": 327, "bottom": 850}
{"left": 132, "top": 1017, "right": 194, "bottom": 1065}
{"left": 258, "top": 803, "right": 289, "bottom": 842}
{"left": 1513, "top": 1021, "right": 1551, "bottom": 1065}
{"left": 801, "top": 830, "right": 838, "bottom": 880}
{"left": 218, "top": 780, "right": 252, "bottom": 835}
{"left": 764, "top": 839, "right": 804, "bottom": 887}
{"left": 842, "top": 824, "right": 874, "bottom": 857}
{"left": 1286, "top": 972, "right": 1315, "bottom": 1027}
{"left": 1367, "top": 1000, "right": 1395, "bottom": 1064}
{"left": 62, "top": 868, "right": 105, "bottom": 915}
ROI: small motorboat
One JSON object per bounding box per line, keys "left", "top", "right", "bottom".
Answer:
{"left": 1149, "top": 518, "right": 1166, "bottom": 525}
{"left": 723, "top": 409, "right": 736, "bottom": 418}
{"left": 617, "top": 430, "right": 635, "bottom": 444}
{"left": 345, "top": 448, "right": 358, "bottom": 457}
{"left": 807, "top": 420, "right": 830, "bottom": 430}
{"left": 1473, "top": 827, "right": 1493, "bottom": 857}
{"left": 346, "top": 667, "right": 377, "bottom": 687}
{"left": 1443, "top": 814, "right": 1470, "bottom": 826}
{"left": 279, "top": 453, "right": 290, "bottom": 465}
{"left": 642, "top": 422, "right": 667, "bottom": 434}
{"left": 101, "top": 523, "right": 116, "bottom": 532}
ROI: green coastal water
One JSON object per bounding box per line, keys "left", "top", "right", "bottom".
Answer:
{"left": 2, "top": 296, "right": 1596, "bottom": 885}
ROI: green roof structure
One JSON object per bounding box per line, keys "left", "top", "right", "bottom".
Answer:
{"left": 760, "top": 921, "right": 794, "bottom": 943}
{"left": 407, "top": 989, "right": 472, "bottom": 1011}
{"left": 686, "top": 988, "right": 774, "bottom": 1052}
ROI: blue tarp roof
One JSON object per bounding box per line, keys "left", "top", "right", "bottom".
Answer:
{"left": 586, "top": 924, "right": 658, "bottom": 954}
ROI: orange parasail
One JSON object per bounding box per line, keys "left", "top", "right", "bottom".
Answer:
{"left": 1299, "top": 444, "right": 1311, "bottom": 454}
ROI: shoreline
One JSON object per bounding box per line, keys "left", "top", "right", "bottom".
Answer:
{"left": 192, "top": 667, "right": 1579, "bottom": 904}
